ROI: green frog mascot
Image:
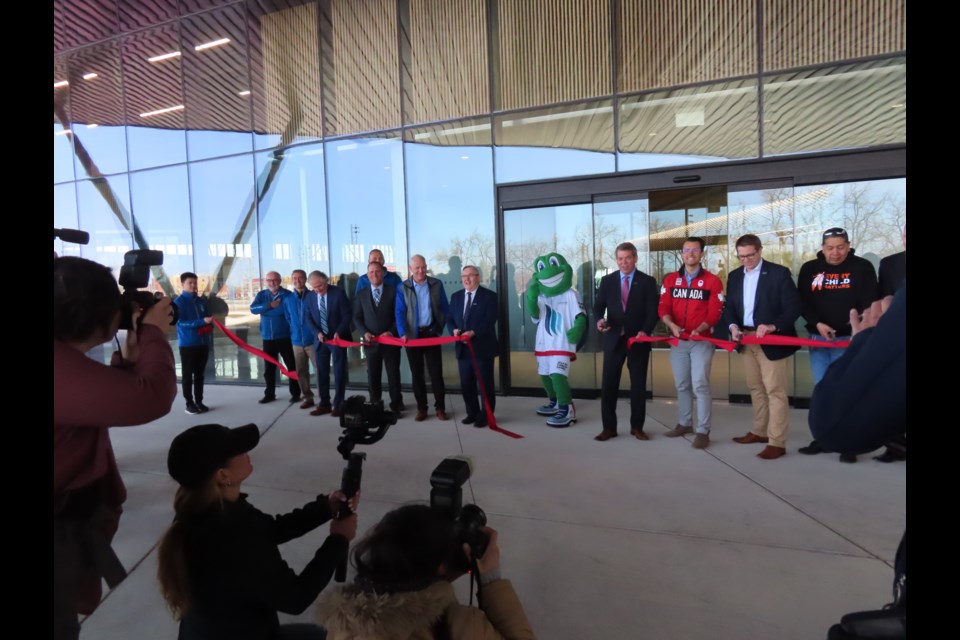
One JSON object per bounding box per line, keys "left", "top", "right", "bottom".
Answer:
{"left": 525, "top": 252, "right": 587, "bottom": 427}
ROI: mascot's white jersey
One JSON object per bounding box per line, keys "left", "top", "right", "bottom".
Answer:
{"left": 533, "top": 289, "right": 584, "bottom": 356}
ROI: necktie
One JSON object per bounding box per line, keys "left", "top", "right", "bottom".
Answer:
{"left": 464, "top": 291, "right": 473, "bottom": 325}
{"left": 319, "top": 295, "right": 328, "bottom": 334}
{"left": 373, "top": 287, "right": 381, "bottom": 306}
{"left": 621, "top": 275, "right": 629, "bottom": 311}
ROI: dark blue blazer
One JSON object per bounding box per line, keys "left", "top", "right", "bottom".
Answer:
{"left": 304, "top": 285, "right": 352, "bottom": 342}
{"left": 447, "top": 286, "right": 499, "bottom": 360}
{"left": 720, "top": 259, "right": 801, "bottom": 361}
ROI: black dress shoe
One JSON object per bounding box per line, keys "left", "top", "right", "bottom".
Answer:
{"left": 461, "top": 416, "right": 476, "bottom": 425}
{"left": 259, "top": 396, "right": 276, "bottom": 404}
{"left": 874, "top": 449, "right": 906, "bottom": 463}
{"left": 289, "top": 395, "right": 301, "bottom": 404}
{"left": 839, "top": 453, "right": 857, "bottom": 463}
{"left": 798, "top": 440, "right": 827, "bottom": 455}
{"left": 474, "top": 416, "right": 488, "bottom": 428}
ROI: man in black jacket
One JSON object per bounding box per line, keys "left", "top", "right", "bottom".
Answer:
{"left": 721, "top": 234, "right": 801, "bottom": 460}
{"left": 353, "top": 262, "right": 404, "bottom": 415}
{"left": 593, "top": 242, "right": 660, "bottom": 442}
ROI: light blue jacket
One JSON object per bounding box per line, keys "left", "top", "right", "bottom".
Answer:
{"left": 283, "top": 288, "right": 315, "bottom": 347}
{"left": 250, "top": 288, "right": 293, "bottom": 340}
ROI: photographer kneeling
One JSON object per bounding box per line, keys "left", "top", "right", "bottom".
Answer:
{"left": 54, "top": 256, "right": 178, "bottom": 640}
{"left": 158, "top": 423, "right": 359, "bottom": 640}
{"left": 317, "top": 504, "right": 535, "bottom": 640}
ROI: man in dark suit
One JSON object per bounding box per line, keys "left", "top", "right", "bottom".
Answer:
{"left": 878, "top": 251, "right": 906, "bottom": 298}
{"left": 593, "top": 242, "right": 660, "bottom": 442}
{"left": 304, "top": 270, "right": 352, "bottom": 417}
{"left": 353, "top": 261, "right": 404, "bottom": 415}
{"left": 447, "top": 265, "right": 499, "bottom": 428}
{"left": 721, "top": 234, "right": 801, "bottom": 460}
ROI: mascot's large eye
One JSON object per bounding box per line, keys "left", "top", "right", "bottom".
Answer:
{"left": 537, "top": 260, "right": 546, "bottom": 272}
{"left": 549, "top": 256, "right": 560, "bottom": 267}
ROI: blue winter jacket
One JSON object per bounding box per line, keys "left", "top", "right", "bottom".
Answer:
{"left": 283, "top": 289, "right": 315, "bottom": 347}
{"left": 174, "top": 292, "right": 212, "bottom": 348}
{"left": 250, "top": 288, "right": 293, "bottom": 341}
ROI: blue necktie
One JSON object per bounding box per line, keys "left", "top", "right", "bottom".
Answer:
{"left": 319, "top": 295, "right": 328, "bottom": 334}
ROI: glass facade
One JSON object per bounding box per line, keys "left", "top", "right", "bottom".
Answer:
{"left": 54, "top": 0, "right": 906, "bottom": 395}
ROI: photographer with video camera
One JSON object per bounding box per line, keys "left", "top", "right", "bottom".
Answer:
{"left": 54, "top": 256, "right": 178, "bottom": 640}
{"left": 158, "top": 423, "right": 360, "bottom": 640}
{"left": 317, "top": 459, "right": 535, "bottom": 640}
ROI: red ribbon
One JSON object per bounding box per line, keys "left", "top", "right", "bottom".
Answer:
{"left": 627, "top": 333, "right": 851, "bottom": 350}
{"left": 212, "top": 319, "right": 299, "bottom": 380}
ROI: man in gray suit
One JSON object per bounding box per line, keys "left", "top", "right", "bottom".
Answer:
{"left": 353, "top": 261, "right": 404, "bottom": 414}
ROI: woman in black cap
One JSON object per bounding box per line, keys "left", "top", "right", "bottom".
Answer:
{"left": 158, "top": 423, "right": 358, "bottom": 640}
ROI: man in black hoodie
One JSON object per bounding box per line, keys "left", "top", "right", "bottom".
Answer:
{"left": 797, "top": 227, "right": 878, "bottom": 462}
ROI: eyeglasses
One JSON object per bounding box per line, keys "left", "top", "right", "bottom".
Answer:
{"left": 736, "top": 251, "right": 758, "bottom": 260}
{"left": 681, "top": 248, "right": 702, "bottom": 254}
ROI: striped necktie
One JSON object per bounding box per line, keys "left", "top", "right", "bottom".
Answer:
{"left": 319, "top": 295, "right": 328, "bottom": 334}
{"left": 373, "top": 287, "right": 381, "bottom": 306}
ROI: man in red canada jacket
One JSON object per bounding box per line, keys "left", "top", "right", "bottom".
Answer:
{"left": 658, "top": 237, "right": 725, "bottom": 449}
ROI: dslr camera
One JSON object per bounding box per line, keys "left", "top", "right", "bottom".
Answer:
{"left": 430, "top": 457, "right": 489, "bottom": 572}
{"left": 118, "top": 249, "right": 178, "bottom": 330}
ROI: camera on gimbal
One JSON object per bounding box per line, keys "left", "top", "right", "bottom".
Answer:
{"left": 430, "top": 457, "right": 489, "bottom": 573}
{"left": 118, "top": 249, "right": 178, "bottom": 331}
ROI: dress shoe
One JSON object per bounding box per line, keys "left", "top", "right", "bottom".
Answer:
{"left": 757, "top": 445, "right": 786, "bottom": 460}
{"left": 664, "top": 424, "right": 694, "bottom": 437}
{"left": 331, "top": 407, "right": 343, "bottom": 418}
{"left": 874, "top": 448, "right": 906, "bottom": 463}
{"left": 258, "top": 395, "right": 276, "bottom": 404}
{"left": 691, "top": 433, "right": 710, "bottom": 449}
{"left": 798, "top": 440, "right": 827, "bottom": 455}
{"left": 289, "top": 395, "right": 301, "bottom": 404}
{"left": 474, "top": 416, "right": 488, "bottom": 428}
{"left": 630, "top": 429, "right": 650, "bottom": 441}
{"left": 839, "top": 453, "right": 857, "bottom": 463}
{"left": 299, "top": 399, "right": 315, "bottom": 409}
{"left": 415, "top": 409, "right": 428, "bottom": 422}
{"left": 310, "top": 405, "right": 332, "bottom": 416}
{"left": 594, "top": 430, "right": 618, "bottom": 442}
{"left": 733, "top": 432, "right": 769, "bottom": 444}
{"left": 436, "top": 409, "right": 449, "bottom": 421}
{"left": 461, "top": 415, "right": 477, "bottom": 425}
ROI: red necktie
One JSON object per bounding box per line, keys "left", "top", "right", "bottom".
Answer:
{"left": 621, "top": 275, "right": 629, "bottom": 311}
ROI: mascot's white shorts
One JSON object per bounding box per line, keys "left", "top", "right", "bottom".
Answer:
{"left": 536, "top": 353, "right": 573, "bottom": 377}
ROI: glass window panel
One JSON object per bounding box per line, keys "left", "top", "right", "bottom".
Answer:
{"left": 325, "top": 134, "right": 408, "bottom": 290}
{"left": 62, "top": 0, "right": 120, "bottom": 49}
{"left": 122, "top": 24, "right": 188, "bottom": 170}
{"left": 130, "top": 165, "right": 195, "bottom": 295}
{"left": 77, "top": 177, "right": 135, "bottom": 274}
{"left": 118, "top": 0, "right": 178, "bottom": 31}
{"left": 618, "top": 79, "right": 759, "bottom": 171}
{"left": 403, "top": 0, "right": 489, "bottom": 124}
{"left": 494, "top": 100, "right": 615, "bottom": 183}
{"left": 54, "top": 57, "right": 76, "bottom": 183}
{"left": 54, "top": 183, "right": 81, "bottom": 258}
{"left": 189, "top": 155, "right": 260, "bottom": 382}
{"left": 249, "top": 0, "right": 324, "bottom": 150}
{"left": 762, "top": 58, "right": 906, "bottom": 156}
{"left": 763, "top": 0, "right": 906, "bottom": 72}
{"left": 182, "top": 5, "right": 254, "bottom": 160}
{"left": 496, "top": 0, "right": 611, "bottom": 110}
{"left": 323, "top": 0, "right": 401, "bottom": 136}
{"left": 503, "top": 204, "right": 596, "bottom": 390}
{"left": 65, "top": 42, "right": 129, "bottom": 177}
{"left": 618, "top": 0, "right": 756, "bottom": 93}
{"left": 254, "top": 142, "right": 331, "bottom": 278}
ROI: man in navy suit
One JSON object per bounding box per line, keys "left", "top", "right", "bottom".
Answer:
{"left": 447, "top": 265, "right": 499, "bottom": 428}
{"left": 721, "top": 234, "right": 801, "bottom": 460}
{"left": 594, "top": 242, "right": 660, "bottom": 442}
{"left": 353, "top": 261, "right": 404, "bottom": 415}
{"left": 304, "top": 270, "right": 352, "bottom": 417}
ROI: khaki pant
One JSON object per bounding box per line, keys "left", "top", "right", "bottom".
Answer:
{"left": 292, "top": 344, "right": 317, "bottom": 401}
{"left": 741, "top": 342, "right": 790, "bottom": 448}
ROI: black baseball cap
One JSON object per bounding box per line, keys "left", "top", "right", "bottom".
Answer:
{"left": 822, "top": 227, "right": 849, "bottom": 243}
{"left": 167, "top": 423, "right": 260, "bottom": 489}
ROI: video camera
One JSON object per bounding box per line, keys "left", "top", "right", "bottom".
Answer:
{"left": 118, "top": 249, "right": 178, "bottom": 331}
{"left": 430, "top": 457, "right": 489, "bottom": 572}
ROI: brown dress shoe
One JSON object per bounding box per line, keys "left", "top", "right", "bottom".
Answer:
{"left": 436, "top": 409, "right": 449, "bottom": 421}
{"left": 310, "top": 405, "right": 332, "bottom": 416}
{"left": 733, "top": 432, "right": 769, "bottom": 444}
{"left": 299, "top": 399, "right": 315, "bottom": 409}
{"left": 594, "top": 430, "right": 618, "bottom": 441}
{"left": 630, "top": 429, "right": 650, "bottom": 441}
{"left": 757, "top": 445, "right": 786, "bottom": 460}
{"left": 415, "top": 409, "right": 428, "bottom": 422}
{"left": 331, "top": 406, "right": 343, "bottom": 418}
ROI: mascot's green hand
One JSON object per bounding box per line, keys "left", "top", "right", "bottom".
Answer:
{"left": 525, "top": 280, "right": 541, "bottom": 318}
{"left": 567, "top": 313, "right": 586, "bottom": 344}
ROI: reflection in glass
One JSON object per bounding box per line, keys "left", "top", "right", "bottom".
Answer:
{"left": 130, "top": 165, "right": 194, "bottom": 295}
{"left": 494, "top": 101, "right": 615, "bottom": 183}
{"left": 54, "top": 122, "right": 75, "bottom": 184}
{"left": 618, "top": 79, "right": 759, "bottom": 171}
{"left": 62, "top": 0, "right": 120, "bottom": 49}
{"left": 118, "top": 0, "right": 178, "bottom": 32}
{"left": 77, "top": 177, "right": 134, "bottom": 273}
{"left": 503, "top": 204, "right": 596, "bottom": 390}
{"left": 254, "top": 143, "right": 330, "bottom": 278}
{"left": 763, "top": 58, "right": 906, "bottom": 156}
{"left": 54, "top": 183, "right": 81, "bottom": 258}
